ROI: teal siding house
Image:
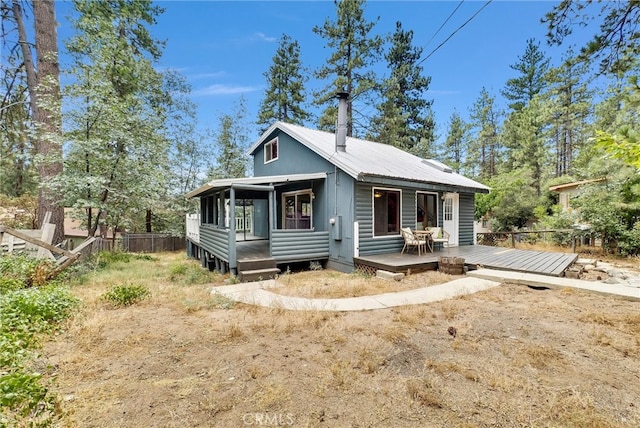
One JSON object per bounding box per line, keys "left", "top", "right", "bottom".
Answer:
{"left": 186, "top": 95, "right": 489, "bottom": 276}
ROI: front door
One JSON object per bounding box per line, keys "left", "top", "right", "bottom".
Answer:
{"left": 442, "top": 193, "right": 459, "bottom": 246}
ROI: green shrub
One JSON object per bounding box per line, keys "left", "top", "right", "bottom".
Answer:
{"left": 619, "top": 222, "right": 640, "bottom": 256}
{"left": 0, "top": 284, "right": 79, "bottom": 425}
{"left": 101, "top": 284, "right": 150, "bottom": 307}
{"left": 0, "top": 371, "right": 51, "bottom": 416}
{"left": 0, "top": 253, "right": 54, "bottom": 287}
{"left": 169, "top": 262, "right": 217, "bottom": 285}
{"left": 0, "top": 278, "right": 23, "bottom": 294}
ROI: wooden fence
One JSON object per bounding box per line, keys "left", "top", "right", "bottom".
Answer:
{"left": 476, "top": 229, "right": 592, "bottom": 251}
{"left": 93, "top": 234, "right": 186, "bottom": 253}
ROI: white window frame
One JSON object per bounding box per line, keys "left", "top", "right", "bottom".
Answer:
{"left": 264, "top": 137, "right": 278, "bottom": 164}
{"left": 372, "top": 187, "right": 402, "bottom": 238}
{"left": 281, "top": 189, "right": 313, "bottom": 230}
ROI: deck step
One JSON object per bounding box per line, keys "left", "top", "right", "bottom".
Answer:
{"left": 238, "top": 267, "right": 281, "bottom": 283}
{"left": 237, "top": 257, "right": 277, "bottom": 272}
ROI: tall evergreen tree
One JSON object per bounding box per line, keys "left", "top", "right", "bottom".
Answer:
{"left": 467, "top": 87, "right": 501, "bottom": 180}
{"left": 441, "top": 110, "right": 469, "bottom": 174}
{"left": 257, "top": 34, "right": 309, "bottom": 132}
{"left": 501, "top": 96, "right": 552, "bottom": 196}
{"left": 501, "top": 38, "right": 551, "bottom": 112}
{"left": 370, "top": 21, "right": 435, "bottom": 153}
{"left": 312, "top": 0, "right": 382, "bottom": 137}
{"left": 547, "top": 51, "right": 593, "bottom": 177}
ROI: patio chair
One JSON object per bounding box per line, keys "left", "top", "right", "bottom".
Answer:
{"left": 428, "top": 227, "right": 450, "bottom": 252}
{"left": 401, "top": 227, "right": 427, "bottom": 256}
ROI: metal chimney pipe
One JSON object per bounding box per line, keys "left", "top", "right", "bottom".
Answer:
{"left": 335, "top": 91, "right": 348, "bottom": 152}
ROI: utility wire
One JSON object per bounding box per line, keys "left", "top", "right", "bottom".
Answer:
{"left": 422, "top": 0, "right": 465, "bottom": 50}
{"left": 417, "top": 0, "right": 493, "bottom": 67}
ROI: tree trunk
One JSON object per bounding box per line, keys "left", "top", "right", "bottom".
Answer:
{"left": 13, "top": 0, "right": 65, "bottom": 243}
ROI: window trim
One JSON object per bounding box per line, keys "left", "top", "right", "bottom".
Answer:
{"left": 372, "top": 187, "right": 402, "bottom": 238}
{"left": 264, "top": 137, "right": 278, "bottom": 164}
{"left": 281, "top": 189, "right": 313, "bottom": 230}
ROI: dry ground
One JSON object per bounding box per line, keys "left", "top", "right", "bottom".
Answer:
{"left": 40, "top": 252, "right": 640, "bottom": 427}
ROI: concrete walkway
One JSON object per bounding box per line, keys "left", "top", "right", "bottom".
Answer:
{"left": 467, "top": 269, "right": 640, "bottom": 300}
{"left": 211, "top": 268, "right": 640, "bottom": 312}
{"left": 211, "top": 277, "right": 501, "bottom": 311}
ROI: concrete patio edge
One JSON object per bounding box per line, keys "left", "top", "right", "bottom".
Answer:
{"left": 467, "top": 269, "right": 640, "bottom": 301}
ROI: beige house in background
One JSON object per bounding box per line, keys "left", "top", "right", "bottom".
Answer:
{"left": 548, "top": 178, "right": 606, "bottom": 213}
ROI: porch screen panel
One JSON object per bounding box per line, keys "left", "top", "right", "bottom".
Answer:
{"left": 373, "top": 189, "right": 400, "bottom": 236}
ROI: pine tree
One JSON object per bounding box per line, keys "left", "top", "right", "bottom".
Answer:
{"left": 257, "top": 34, "right": 310, "bottom": 132}
{"left": 501, "top": 96, "right": 552, "bottom": 196}
{"left": 547, "top": 51, "right": 593, "bottom": 177}
{"left": 502, "top": 38, "right": 550, "bottom": 112}
{"left": 441, "top": 111, "right": 470, "bottom": 174}
{"left": 370, "top": 21, "right": 435, "bottom": 153}
{"left": 467, "top": 88, "right": 501, "bottom": 180}
{"left": 312, "top": 0, "right": 382, "bottom": 137}
{"left": 544, "top": 1, "right": 640, "bottom": 75}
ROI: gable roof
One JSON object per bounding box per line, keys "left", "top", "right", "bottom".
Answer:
{"left": 249, "top": 122, "right": 489, "bottom": 193}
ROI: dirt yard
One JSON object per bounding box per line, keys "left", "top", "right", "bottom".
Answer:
{"left": 41, "top": 252, "right": 640, "bottom": 427}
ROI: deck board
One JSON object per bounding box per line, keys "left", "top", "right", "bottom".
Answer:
{"left": 354, "top": 245, "right": 578, "bottom": 277}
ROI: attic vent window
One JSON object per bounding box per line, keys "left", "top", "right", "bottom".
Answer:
{"left": 264, "top": 138, "right": 278, "bottom": 163}
{"left": 422, "top": 159, "right": 452, "bottom": 173}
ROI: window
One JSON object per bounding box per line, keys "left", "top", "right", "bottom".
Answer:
{"left": 264, "top": 138, "right": 278, "bottom": 163}
{"left": 201, "top": 195, "right": 217, "bottom": 224}
{"left": 444, "top": 196, "right": 453, "bottom": 221}
{"left": 373, "top": 188, "right": 400, "bottom": 236}
{"left": 416, "top": 192, "right": 437, "bottom": 229}
{"left": 282, "top": 190, "right": 312, "bottom": 229}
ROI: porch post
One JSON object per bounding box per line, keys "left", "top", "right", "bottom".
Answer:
{"left": 268, "top": 189, "right": 274, "bottom": 257}
{"left": 229, "top": 188, "right": 237, "bottom": 274}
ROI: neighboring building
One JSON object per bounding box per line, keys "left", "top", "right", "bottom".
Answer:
{"left": 185, "top": 94, "right": 489, "bottom": 275}
{"left": 64, "top": 208, "right": 119, "bottom": 249}
{"left": 548, "top": 178, "right": 606, "bottom": 213}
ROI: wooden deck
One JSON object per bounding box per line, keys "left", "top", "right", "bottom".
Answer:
{"left": 237, "top": 239, "right": 270, "bottom": 261}
{"left": 354, "top": 245, "right": 579, "bottom": 277}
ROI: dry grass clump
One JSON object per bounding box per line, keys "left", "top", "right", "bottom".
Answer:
{"left": 273, "top": 269, "right": 457, "bottom": 299}
{"left": 406, "top": 375, "right": 445, "bottom": 408}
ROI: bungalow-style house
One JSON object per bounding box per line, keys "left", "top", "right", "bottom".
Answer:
{"left": 185, "top": 94, "right": 489, "bottom": 277}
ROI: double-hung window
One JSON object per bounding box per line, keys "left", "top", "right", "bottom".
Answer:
{"left": 264, "top": 138, "right": 278, "bottom": 163}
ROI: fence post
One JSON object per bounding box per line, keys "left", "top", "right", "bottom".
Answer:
{"left": 511, "top": 232, "right": 515, "bottom": 248}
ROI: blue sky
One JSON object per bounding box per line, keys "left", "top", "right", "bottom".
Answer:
{"left": 55, "top": 0, "right": 597, "bottom": 143}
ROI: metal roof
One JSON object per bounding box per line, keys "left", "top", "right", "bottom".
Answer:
{"left": 185, "top": 172, "right": 327, "bottom": 199}
{"left": 249, "top": 122, "right": 490, "bottom": 193}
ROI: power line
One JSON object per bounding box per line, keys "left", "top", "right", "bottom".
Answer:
{"left": 417, "top": 0, "right": 493, "bottom": 67}
{"left": 422, "top": 0, "right": 465, "bottom": 50}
